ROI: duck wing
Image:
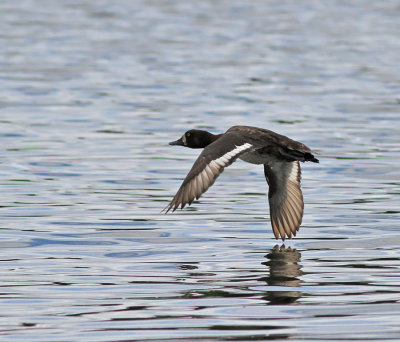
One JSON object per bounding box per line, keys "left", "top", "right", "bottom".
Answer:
{"left": 264, "top": 161, "right": 304, "bottom": 241}
{"left": 164, "top": 133, "right": 254, "bottom": 213}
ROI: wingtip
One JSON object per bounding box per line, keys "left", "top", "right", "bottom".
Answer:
{"left": 162, "top": 203, "right": 175, "bottom": 214}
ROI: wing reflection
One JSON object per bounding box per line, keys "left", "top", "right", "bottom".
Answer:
{"left": 261, "top": 244, "right": 303, "bottom": 304}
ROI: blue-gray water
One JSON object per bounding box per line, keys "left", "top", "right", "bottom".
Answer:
{"left": 1, "top": 1, "right": 399, "bottom": 341}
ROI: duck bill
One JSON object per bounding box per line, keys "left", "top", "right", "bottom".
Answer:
{"left": 169, "top": 138, "right": 184, "bottom": 146}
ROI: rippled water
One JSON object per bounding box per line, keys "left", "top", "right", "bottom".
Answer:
{"left": 1, "top": 1, "right": 399, "bottom": 341}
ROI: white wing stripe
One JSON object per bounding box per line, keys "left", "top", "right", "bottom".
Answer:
{"left": 213, "top": 143, "right": 252, "bottom": 167}
{"left": 219, "top": 156, "right": 229, "bottom": 164}
{"left": 214, "top": 159, "right": 225, "bottom": 167}
{"left": 288, "top": 162, "right": 298, "bottom": 182}
{"left": 209, "top": 160, "right": 220, "bottom": 170}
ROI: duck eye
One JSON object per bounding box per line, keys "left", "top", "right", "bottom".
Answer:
{"left": 186, "top": 132, "right": 191, "bottom": 137}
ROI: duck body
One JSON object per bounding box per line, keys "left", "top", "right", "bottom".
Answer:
{"left": 166, "top": 125, "right": 319, "bottom": 241}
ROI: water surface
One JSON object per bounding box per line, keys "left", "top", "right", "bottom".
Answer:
{"left": 0, "top": 1, "right": 399, "bottom": 341}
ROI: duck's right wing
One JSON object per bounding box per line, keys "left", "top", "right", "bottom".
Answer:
{"left": 264, "top": 161, "right": 304, "bottom": 241}
{"left": 164, "top": 133, "right": 253, "bottom": 213}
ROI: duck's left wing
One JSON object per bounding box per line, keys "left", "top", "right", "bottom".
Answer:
{"left": 164, "top": 134, "right": 253, "bottom": 213}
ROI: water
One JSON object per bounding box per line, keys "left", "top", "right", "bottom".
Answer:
{"left": 0, "top": 0, "right": 399, "bottom": 341}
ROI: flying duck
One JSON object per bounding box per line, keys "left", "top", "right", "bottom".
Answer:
{"left": 164, "top": 125, "right": 319, "bottom": 241}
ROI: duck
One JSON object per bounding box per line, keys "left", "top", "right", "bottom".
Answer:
{"left": 164, "top": 125, "right": 319, "bottom": 241}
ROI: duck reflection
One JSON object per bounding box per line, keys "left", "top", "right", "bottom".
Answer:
{"left": 261, "top": 244, "right": 302, "bottom": 305}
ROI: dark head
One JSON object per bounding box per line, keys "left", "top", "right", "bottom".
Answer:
{"left": 169, "top": 129, "right": 221, "bottom": 149}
